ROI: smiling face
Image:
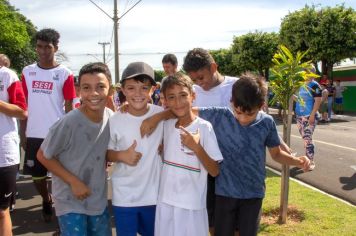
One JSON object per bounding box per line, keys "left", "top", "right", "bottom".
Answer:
{"left": 79, "top": 72, "right": 110, "bottom": 117}
{"left": 121, "top": 78, "right": 153, "bottom": 116}
{"left": 164, "top": 84, "right": 195, "bottom": 120}
{"left": 187, "top": 64, "right": 217, "bottom": 91}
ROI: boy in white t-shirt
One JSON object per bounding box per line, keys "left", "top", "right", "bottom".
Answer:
{"left": 107, "top": 62, "right": 164, "bottom": 236}
{"left": 155, "top": 73, "right": 223, "bottom": 236}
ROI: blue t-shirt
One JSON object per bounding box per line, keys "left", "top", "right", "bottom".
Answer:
{"left": 295, "top": 80, "right": 322, "bottom": 116}
{"left": 199, "top": 107, "right": 280, "bottom": 199}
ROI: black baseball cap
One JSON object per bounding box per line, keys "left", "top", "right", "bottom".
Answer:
{"left": 121, "top": 62, "right": 156, "bottom": 86}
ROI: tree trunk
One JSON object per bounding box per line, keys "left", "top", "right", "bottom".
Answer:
{"left": 279, "top": 96, "right": 294, "bottom": 223}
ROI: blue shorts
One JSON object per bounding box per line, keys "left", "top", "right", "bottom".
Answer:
{"left": 113, "top": 205, "right": 156, "bottom": 236}
{"left": 335, "top": 97, "right": 343, "bottom": 104}
{"left": 58, "top": 208, "right": 111, "bottom": 236}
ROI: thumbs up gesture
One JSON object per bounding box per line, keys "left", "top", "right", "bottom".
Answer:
{"left": 121, "top": 140, "right": 142, "bottom": 166}
{"left": 180, "top": 126, "right": 200, "bottom": 153}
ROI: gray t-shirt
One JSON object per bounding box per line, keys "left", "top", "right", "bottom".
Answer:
{"left": 41, "top": 108, "right": 112, "bottom": 216}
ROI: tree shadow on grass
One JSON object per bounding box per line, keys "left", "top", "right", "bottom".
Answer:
{"left": 259, "top": 206, "right": 305, "bottom": 232}
{"left": 339, "top": 173, "right": 356, "bottom": 190}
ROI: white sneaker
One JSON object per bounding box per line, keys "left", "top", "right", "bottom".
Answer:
{"left": 308, "top": 160, "right": 315, "bottom": 171}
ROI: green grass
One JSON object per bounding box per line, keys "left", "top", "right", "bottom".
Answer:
{"left": 259, "top": 170, "right": 356, "bottom": 235}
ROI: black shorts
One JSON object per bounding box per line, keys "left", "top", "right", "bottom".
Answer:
{"left": 0, "top": 165, "right": 18, "bottom": 210}
{"left": 23, "top": 138, "right": 47, "bottom": 178}
{"left": 207, "top": 175, "right": 216, "bottom": 227}
{"left": 214, "top": 195, "right": 263, "bottom": 236}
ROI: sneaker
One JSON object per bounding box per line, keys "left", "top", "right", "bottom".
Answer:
{"left": 42, "top": 199, "right": 53, "bottom": 223}
{"left": 308, "top": 160, "right": 316, "bottom": 171}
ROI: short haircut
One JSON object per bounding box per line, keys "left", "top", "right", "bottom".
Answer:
{"left": 183, "top": 48, "right": 215, "bottom": 72}
{"left": 36, "top": 28, "right": 60, "bottom": 47}
{"left": 78, "top": 62, "right": 112, "bottom": 85}
{"left": 231, "top": 73, "right": 267, "bottom": 112}
{"left": 162, "top": 53, "right": 178, "bottom": 66}
{"left": 161, "top": 72, "right": 193, "bottom": 96}
{"left": 0, "top": 54, "right": 11, "bottom": 67}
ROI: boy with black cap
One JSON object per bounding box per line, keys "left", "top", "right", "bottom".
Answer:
{"left": 107, "top": 62, "right": 164, "bottom": 236}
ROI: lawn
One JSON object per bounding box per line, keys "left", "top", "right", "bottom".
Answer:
{"left": 259, "top": 170, "right": 356, "bottom": 235}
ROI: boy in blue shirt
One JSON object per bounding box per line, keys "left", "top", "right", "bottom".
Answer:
{"left": 141, "top": 73, "right": 311, "bottom": 236}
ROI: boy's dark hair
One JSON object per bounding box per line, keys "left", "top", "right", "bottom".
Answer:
{"left": 231, "top": 73, "right": 267, "bottom": 112}
{"left": 161, "top": 72, "right": 193, "bottom": 96}
{"left": 183, "top": 48, "right": 215, "bottom": 72}
{"left": 78, "top": 62, "right": 112, "bottom": 85}
{"left": 162, "top": 53, "right": 178, "bottom": 66}
{"left": 36, "top": 28, "right": 60, "bottom": 46}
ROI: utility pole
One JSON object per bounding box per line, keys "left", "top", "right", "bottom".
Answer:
{"left": 88, "top": 0, "right": 142, "bottom": 84}
{"left": 98, "top": 42, "right": 110, "bottom": 64}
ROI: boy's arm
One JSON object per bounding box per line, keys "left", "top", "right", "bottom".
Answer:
{"left": 268, "top": 146, "right": 310, "bottom": 171}
{"left": 180, "top": 127, "right": 219, "bottom": 177}
{"left": 107, "top": 140, "right": 142, "bottom": 166}
{"left": 0, "top": 100, "right": 27, "bottom": 119}
{"left": 37, "top": 149, "right": 91, "bottom": 200}
{"left": 64, "top": 100, "right": 73, "bottom": 113}
{"left": 140, "top": 108, "right": 175, "bottom": 137}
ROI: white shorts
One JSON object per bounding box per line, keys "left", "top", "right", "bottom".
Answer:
{"left": 155, "top": 202, "right": 209, "bottom": 236}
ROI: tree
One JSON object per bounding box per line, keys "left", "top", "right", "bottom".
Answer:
{"left": 231, "top": 31, "right": 279, "bottom": 79}
{"left": 280, "top": 5, "right": 356, "bottom": 77}
{"left": 269, "top": 45, "right": 318, "bottom": 223}
{"left": 0, "top": 0, "right": 37, "bottom": 73}
{"left": 210, "top": 48, "right": 241, "bottom": 76}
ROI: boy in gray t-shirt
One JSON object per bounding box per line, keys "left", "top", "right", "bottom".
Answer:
{"left": 37, "top": 62, "right": 113, "bottom": 236}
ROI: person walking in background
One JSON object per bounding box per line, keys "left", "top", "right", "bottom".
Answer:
{"left": 319, "top": 83, "right": 329, "bottom": 123}
{"left": 334, "top": 80, "right": 347, "bottom": 114}
{"left": 20, "top": 28, "right": 76, "bottom": 222}
{"left": 162, "top": 53, "right": 178, "bottom": 76}
{"left": 326, "top": 78, "right": 335, "bottom": 121}
{"left": 294, "top": 69, "right": 322, "bottom": 170}
{"left": 37, "top": 62, "right": 113, "bottom": 236}
{"left": 0, "top": 54, "right": 11, "bottom": 68}
{"left": 0, "top": 64, "right": 27, "bottom": 236}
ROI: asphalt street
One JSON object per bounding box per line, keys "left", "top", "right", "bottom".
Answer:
{"left": 267, "top": 110, "right": 356, "bottom": 205}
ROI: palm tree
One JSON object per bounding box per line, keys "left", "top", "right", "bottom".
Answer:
{"left": 269, "top": 45, "right": 319, "bottom": 223}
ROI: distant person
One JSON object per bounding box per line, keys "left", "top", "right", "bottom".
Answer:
{"left": 72, "top": 76, "right": 81, "bottom": 108}
{"left": 319, "top": 83, "right": 329, "bottom": 123}
{"left": 162, "top": 53, "right": 178, "bottom": 76}
{"left": 20, "top": 28, "right": 76, "bottom": 222}
{"left": 151, "top": 82, "right": 161, "bottom": 105}
{"left": 107, "top": 62, "right": 164, "bottom": 236}
{"left": 37, "top": 62, "right": 113, "bottom": 236}
{"left": 155, "top": 73, "right": 223, "bottom": 236}
{"left": 334, "top": 80, "right": 347, "bottom": 114}
{"left": 0, "top": 65, "right": 27, "bottom": 236}
{"left": 326, "top": 78, "right": 335, "bottom": 120}
{"left": 294, "top": 69, "right": 322, "bottom": 170}
{"left": 0, "top": 54, "right": 11, "bottom": 68}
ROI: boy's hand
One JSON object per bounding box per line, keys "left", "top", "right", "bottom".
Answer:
{"left": 121, "top": 140, "right": 142, "bottom": 166}
{"left": 297, "top": 156, "right": 311, "bottom": 172}
{"left": 179, "top": 126, "right": 200, "bottom": 152}
{"left": 141, "top": 116, "right": 159, "bottom": 138}
{"left": 70, "top": 178, "right": 91, "bottom": 201}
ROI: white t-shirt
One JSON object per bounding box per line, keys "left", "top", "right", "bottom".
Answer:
{"left": 159, "top": 117, "right": 223, "bottom": 210}
{"left": 193, "top": 76, "right": 238, "bottom": 107}
{"left": 21, "top": 63, "right": 75, "bottom": 138}
{"left": 0, "top": 67, "right": 26, "bottom": 167}
{"left": 108, "top": 104, "right": 164, "bottom": 207}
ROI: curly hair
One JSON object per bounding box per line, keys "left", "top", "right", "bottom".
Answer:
{"left": 183, "top": 48, "right": 215, "bottom": 72}
{"left": 36, "top": 28, "right": 60, "bottom": 46}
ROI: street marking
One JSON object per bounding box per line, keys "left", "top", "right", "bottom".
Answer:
{"left": 278, "top": 132, "right": 356, "bottom": 152}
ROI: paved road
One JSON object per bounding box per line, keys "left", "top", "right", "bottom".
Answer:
{"left": 267, "top": 110, "right": 356, "bottom": 205}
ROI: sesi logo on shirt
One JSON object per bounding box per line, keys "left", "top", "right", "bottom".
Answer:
{"left": 32, "top": 81, "right": 53, "bottom": 90}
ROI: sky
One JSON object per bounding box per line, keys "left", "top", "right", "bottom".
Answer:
{"left": 8, "top": 0, "right": 356, "bottom": 80}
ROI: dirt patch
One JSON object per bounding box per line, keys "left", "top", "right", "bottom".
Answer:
{"left": 261, "top": 206, "right": 305, "bottom": 225}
